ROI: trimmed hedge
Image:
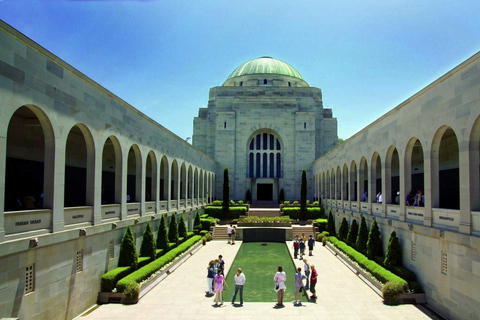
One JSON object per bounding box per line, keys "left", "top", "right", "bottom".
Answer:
{"left": 199, "top": 230, "right": 209, "bottom": 237}
{"left": 187, "top": 231, "right": 194, "bottom": 239}
{"left": 200, "top": 217, "right": 216, "bottom": 230}
{"left": 155, "top": 248, "right": 164, "bottom": 259}
{"left": 314, "top": 218, "right": 328, "bottom": 232}
{"left": 205, "top": 206, "right": 247, "bottom": 220}
{"left": 138, "top": 256, "right": 151, "bottom": 269}
{"left": 116, "top": 235, "right": 202, "bottom": 292}
{"left": 328, "top": 237, "right": 407, "bottom": 287}
{"left": 283, "top": 207, "right": 322, "bottom": 220}
{"left": 101, "top": 266, "right": 131, "bottom": 292}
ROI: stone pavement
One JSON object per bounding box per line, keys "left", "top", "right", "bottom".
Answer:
{"left": 77, "top": 240, "right": 440, "bottom": 320}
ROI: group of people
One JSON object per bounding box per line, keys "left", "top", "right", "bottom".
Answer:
{"left": 206, "top": 255, "right": 246, "bottom": 307}
{"left": 361, "top": 190, "right": 425, "bottom": 207}
{"left": 274, "top": 263, "right": 317, "bottom": 308}
{"left": 227, "top": 224, "right": 237, "bottom": 244}
{"left": 292, "top": 234, "right": 315, "bottom": 260}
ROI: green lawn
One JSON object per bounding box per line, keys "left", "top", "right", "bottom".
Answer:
{"left": 223, "top": 242, "right": 297, "bottom": 303}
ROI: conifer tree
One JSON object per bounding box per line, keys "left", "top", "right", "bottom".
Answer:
{"left": 366, "top": 220, "right": 383, "bottom": 259}
{"left": 222, "top": 167, "right": 230, "bottom": 218}
{"left": 178, "top": 214, "right": 188, "bottom": 240}
{"left": 300, "top": 169, "right": 307, "bottom": 220}
{"left": 193, "top": 211, "right": 201, "bottom": 231}
{"left": 384, "top": 231, "right": 402, "bottom": 269}
{"left": 118, "top": 225, "right": 138, "bottom": 269}
{"left": 327, "top": 211, "right": 336, "bottom": 236}
{"left": 168, "top": 213, "right": 179, "bottom": 244}
{"left": 156, "top": 214, "right": 169, "bottom": 251}
{"left": 338, "top": 217, "right": 349, "bottom": 241}
{"left": 356, "top": 216, "right": 369, "bottom": 253}
{"left": 347, "top": 219, "right": 358, "bottom": 246}
{"left": 140, "top": 222, "right": 156, "bottom": 260}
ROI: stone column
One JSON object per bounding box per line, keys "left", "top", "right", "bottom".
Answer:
{"left": 120, "top": 150, "right": 128, "bottom": 220}
{"left": 423, "top": 148, "right": 434, "bottom": 227}
{"left": 399, "top": 152, "right": 407, "bottom": 221}
{"left": 140, "top": 151, "right": 146, "bottom": 216}
{"left": 92, "top": 142, "right": 103, "bottom": 225}
{"left": 46, "top": 137, "right": 65, "bottom": 232}
{"left": 0, "top": 130, "right": 6, "bottom": 242}
{"left": 459, "top": 143, "right": 472, "bottom": 234}
{"left": 367, "top": 162, "right": 374, "bottom": 215}
{"left": 381, "top": 160, "right": 388, "bottom": 217}
{"left": 155, "top": 155, "right": 160, "bottom": 213}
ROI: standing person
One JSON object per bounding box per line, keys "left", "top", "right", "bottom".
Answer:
{"left": 23, "top": 192, "right": 35, "bottom": 210}
{"left": 227, "top": 224, "right": 232, "bottom": 244}
{"left": 213, "top": 259, "right": 220, "bottom": 275}
{"left": 231, "top": 267, "right": 246, "bottom": 306}
{"left": 206, "top": 261, "right": 215, "bottom": 296}
{"left": 294, "top": 267, "right": 307, "bottom": 306}
{"left": 310, "top": 264, "right": 318, "bottom": 300}
{"left": 293, "top": 238, "right": 299, "bottom": 259}
{"left": 303, "top": 259, "right": 310, "bottom": 290}
{"left": 213, "top": 269, "right": 228, "bottom": 306}
{"left": 308, "top": 235, "right": 315, "bottom": 256}
{"left": 231, "top": 226, "right": 236, "bottom": 245}
{"left": 362, "top": 191, "right": 368, "bottom": 202}
{"left": 299, "top": 239, "right": 306, "bottom": 260}
{"left": 414, "top": 190, "right": 423, "bottom": 207}
{"left": 378, "top": 192, "right": 383, "bottom": 204}
{"left": 395, "top": 191, "right": 400, "bottom": 205}
{"left": 274, "top": 265, "right": 286, "bottom": 308}
{"left": 218, "top": 255, "right": 225, "bottom": 276}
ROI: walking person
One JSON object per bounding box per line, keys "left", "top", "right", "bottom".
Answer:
{"left": 293, "top": 238, "right": 299, "bottom": 259}
{"left": 299, "top": 239, "right": 306, "bottom": 260}
{"left": 231, "top": 268, "right": 245, "bottom": 306}
{"left": 213, "top": 269, "right": 228, "bottom": 306}
{"left": 303, "top": 259, "right": 310, "bottom": 290}
{"left": 310, "top": 264, "right": 318, "bottom": 300}
{"left": 274, "top": 265, "right": 286, "bottom": 308}
{"left": 308, "top": 234, "right": 315, "bottom": 256}
{"left": 231, "top": 226, "right": 236, "bottom": 245}
{"left": 227, "top": 224, "right": 232, "bottom": 244}
{"left": 218, "top": 255, "right": 225, "bottom": 276}
{"left": 206, "top": 261, "right": 215, "bottom": 296}
{"left": 294, "top": 267, "right": 307, "bottom": 306}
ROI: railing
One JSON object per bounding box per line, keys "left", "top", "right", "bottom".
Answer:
{"left": 405, "top": 207, "right": 424, "bottom": 224}
{"left": 4, "top": 209, "right": 52, "bottom": 235}
{"left": 343, "top": 201, "right": 350, "bottom": 211}
{"left": 171, "top": 201, "right": 178, "bottom": 209}
{"left": 372, "top": 203, "right": 382, "bottom": 215}
{"left": 101, "top": 204, "right": 121, "bottom": 220}
{"left": 360, "top": 203, "right": 368, "bottom": 214}
{"left": 64, "top": 206, "right": 93, "bottom": 225}
{"left": 351, "top": 202, "right": 359, "bottom": 212}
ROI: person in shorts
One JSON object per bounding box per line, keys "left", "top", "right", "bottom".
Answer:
{"left": 293, "top": 237, "right": 299, "bottom": 259}
{"left": 227, "top": 224, "right": 232, "bottom": 244}
{"left": 308, "top": 235, "right": 315, "bottom": 256}
{"left": 310, "top": 264, "right": 318, "bottom": 300}
{"left": 299, "top": 239, "right": 306, "bottom": 260}
{"left": 294, "top": 267, "right": 307, "bottom": 306}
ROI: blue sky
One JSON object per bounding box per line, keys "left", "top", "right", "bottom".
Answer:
{"left": 1, "top": 0, "right": 479, "bottom": 141}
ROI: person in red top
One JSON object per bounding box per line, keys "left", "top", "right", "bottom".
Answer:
{"left": 310, "top": 264, "right": 318, "bottom": 300}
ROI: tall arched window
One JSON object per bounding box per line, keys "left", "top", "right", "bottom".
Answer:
{"left": 247, "top": 131, "right": 282, "bottom": 178}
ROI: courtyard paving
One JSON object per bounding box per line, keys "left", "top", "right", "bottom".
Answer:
{"left": 77, "top": 239, "right": 440, "bottom": 320}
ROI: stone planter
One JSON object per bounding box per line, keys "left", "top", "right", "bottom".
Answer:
{"left": 326, "top": 242, "right": 427, "bottom": 304}
{"left": 237, "top": 222, "right": 292, "bottom": 227}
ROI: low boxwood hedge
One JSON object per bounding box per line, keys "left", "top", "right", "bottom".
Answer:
{"left": 204, "top": 206, "right": 247, "bottom": 220}
{"left": 199, "top": 230, "right": 209, "bottom": 237}
{"left": 101, "top": 266, "right": 131, "bottom": 292}
{"left": 138, "top": 257, "right": 151, "bottom": 269}
{"left": 328, "top": 237, "right": 407, "bottom": 288}
{"left": 283, "top": 207, "right": 322, "bottom": 220}
{"left": 116, "top": 235, "right": 202, "bottom": 292}
{"left": 155, "top": 248, "right": 164, "bottom": 259}
{"left": 187, "top": 231, "right": 194, "bottom": 239}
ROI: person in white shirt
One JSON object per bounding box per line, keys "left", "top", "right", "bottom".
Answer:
{"left": 227, "top": 224, "right": 232, "bottom": 244}
{"left": 231, "top": 268, "right": 246, "bottom": 306}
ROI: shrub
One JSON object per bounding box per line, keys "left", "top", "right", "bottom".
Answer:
{"left": 384, "top": 231, "right": 402, "bottom": 269}
{"left": 317, "top": 233, "right": 325, "bottom": 242}
{"left": 168, "top": 214, "right": 179, "bottom": 244}
{"left": 155, "top": 249, "right": 164, "bottom": 259}
{"left": 100, "top": 267, "right": 131, "bottom": 292}
{"left": 178, "top": 214, "right": 188, "bottom": 241}
{"left": 367, "top": 220, "right": 383, "bottom": 259}
{"left": 314, "top": 218, "right": 328, "bottom": 232}
{"left": 328, "top": 237, "right": 407, "bottom": 287}
{"left": 204, "top": 206, "right": 247, "bottom": 219}
{"left": 124, "top": 281, "right": 140, "bottom": 301}
{"left": 382, "top": 281, "right": 408, "bottom": 305}
{"left": 322, "top": 237, "right": 328, "bottom": 246}
{"left": 392, "top": 266, "right": 417, "bottom": 282}
{"left": 212, "top": 200, "right": 222, "bottom": 206}
{"left": 312, "top": 201, "right": 319, "bottom": 206}
{"left": 346, "top": 219, "right": 358, "bottom": 246}
{"left": 356, "top": 216, "right": 369, "bottom": 254}
{"left": 140, "top": 222, "right": 156, "bottom": 261}
{"left": 199, "top": 230, "right": 209, "bottom": 237}
{"left": 168, "top": 242, "right": 177, "bottom": 251}
{"left": 186, "top": 231, "right": 194, "bottom": 239}
{"left": 118, "top": 226, "right": 138, "bottom": 270}
{"left": 193, "top": 211, "right": 202, "bottom": 231}
{"left": 237, "top": 200, "right": 244, "bottom": 205}
{"left": 283, "top": 200, "right": 291, "bottom": 205}
{"left": 338, "top": 217, "right": 349, "bottom": 241}
{"left": 327, "top": 211, "right": 336, "bottom": 236}
{"left": 283, "top": 207, "right": 322, "bottom": 220}
{"left": 202, "top": 237, "right": 207, "bottom": 245}
{"left": 321, "top": 231, "right": 330, "bottom": 237}
{"left": 156, "top": 215, "right": 169, "bottom": 251}
{"left": 205, "top": 233, "right": 212, "bottom": 241}
{"left": 222, "top": 167, "right": 230, "bottom": 216}
{"left": 116, "top": 236, "right": 202, "bottom": 292}
{"left": 138, "top": 256, "right": 151, "bottom": 269}
{"left": 293, "top": 200, "right": 299, "bottom": 205}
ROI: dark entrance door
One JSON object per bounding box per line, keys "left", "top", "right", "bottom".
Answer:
{"left": 257, "top": 183, "right": 273, "bottom": 201}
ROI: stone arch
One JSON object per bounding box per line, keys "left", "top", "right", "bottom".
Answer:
{"left": 64, "top": 123, "right": 95, "bottom": 207}
{"left": 101, "top": 135, "right": 122, "bottom": 204}
{"left": 350, "top": 160, "right": 357, "bottom": 201}
{"left": 4, "top": 105, "right": 55, "bottom": 211}
{"left": 160, "top": 156, "right": 169, "bottom": 201}
{"left": 385, "top": 146, "right": 400, "bottom": 204}
{"left": 431, "top": 126, "right": 459, "bottom": 209}
{"left": 146, "top": 150, "right": 157, "bottom": 201}
{"left": 127, "top": 144, "right": 142, "bottom": 202}
{"left": 246, "top": 129, "right": 283, "bottom": 178}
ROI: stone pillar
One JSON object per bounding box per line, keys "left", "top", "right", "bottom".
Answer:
{"left": 382, "top": 160, "right": 388, "bottom": 217}
{"left": 423, "top": 148, "right": 434, "bottom": 227}
{"left": 459, "top": 143, "right": 472, "bottom": 234}
{"left": 46, "top": 137, "right": 65, "bottom": 232}
{"left": 92, "top": 142, "right": 103, "bottom": 225}
{"left": 155, "top": 156, "right": 160, "bottom": 213}
{"left": 120, "top": 150, "right": 128, "bottom": 220}
{"left": 140, "top": 152, "right": 146, "bottom": 216}
{"left": 0, "top": 129, "right": 6, "bottom": 242}
{"left": 367, "top": 162, "right": 374, "bottom": 215}
{"left": 399, "top": 153, "right": 407, "bottom": 221}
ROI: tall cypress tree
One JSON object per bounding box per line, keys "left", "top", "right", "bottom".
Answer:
{"left": 118, "top": 225, "right": 138, "bottom": 269}
{"left": 384, "top": 231, "right": 402, "bottom": 269}
{"left": 222, "top": 167, "right": 230, "bottom": 218}
{"left": 140, "top": 222, "right": 156, "bottom": 260}
{"left": 168, "top": 213, "right": 179, "bottom": 244}
{"left": 366, "top": 220, "right": 383, "bottom": 259}
{"left": 327, "top": 210, "right": 336, "bottom": 236}
{"left": 347, "top": 219, "right": 358, "bottom": 246}
{"left": 156, "top": 214, "right": 169, "bottom": 251}
{"left": 300, "top": 169, "right": 307, "bottom": 220}
{"left": 338, "top": 217, "right": 349, "bottom": 241}
{"left": 178, "top": 214, "right": 188, "bottom": 240}
{"left": 356, "top": 216, "right": 369, "bottom": 253}
{"left": 193, "top": 211, "right": 201, "bottom": 231}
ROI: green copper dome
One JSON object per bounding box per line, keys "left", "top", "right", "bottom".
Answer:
{"left": 226, "top": 57, "right": 305, "bottom": 81}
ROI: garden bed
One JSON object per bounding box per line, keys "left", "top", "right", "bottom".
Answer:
{"left": 97, "top": 240, "right": 203, "bottom": 304}
{"left": 325, "top": 242, "right": 426, "bottom": 304}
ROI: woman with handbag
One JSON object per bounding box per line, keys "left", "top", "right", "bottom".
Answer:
{"left": 274, "top": 265, "right": 286, "bottom": 308}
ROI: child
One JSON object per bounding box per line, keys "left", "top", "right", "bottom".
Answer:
{"left": 294, "top": 267, "right": 307, "bottom": 306}
{"left": 213, "top": 269, "right": 228, "bottom": 306}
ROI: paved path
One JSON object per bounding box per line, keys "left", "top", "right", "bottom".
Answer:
{"left": 78, "top": 240, "right": 440, "bottom": 320}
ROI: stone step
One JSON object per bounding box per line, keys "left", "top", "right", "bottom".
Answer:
{"left": 248, "top": 208, "right": 281, "bottom": 217}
